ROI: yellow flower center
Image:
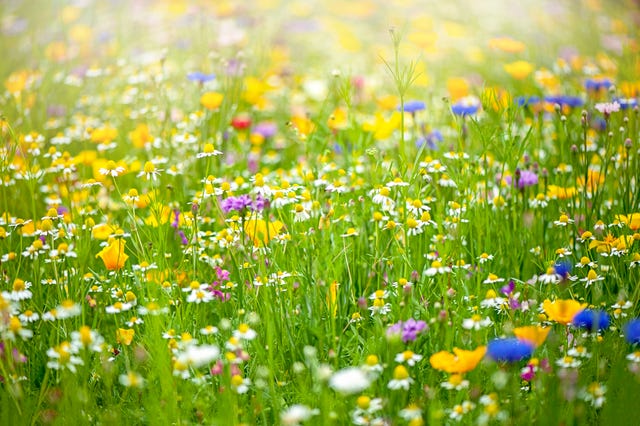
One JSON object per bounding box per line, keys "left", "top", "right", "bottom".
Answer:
{"left": 393, "top": 365, "right": 409, "bottom": 380}
{"left": 13, "top": 279, "right": 25, "bottom": 291}
{"left": 448, "top": 374, "right": 463, "bottom": 386}
{"left": 357, "top": 396, "right": 370, "bottom": 409}
{"left": 231, "top": 375, "right": 244, "bottom": 387}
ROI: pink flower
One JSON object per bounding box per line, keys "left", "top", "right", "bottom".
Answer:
{"left": 595, "top": 102, "right": 620, "bottom": 116}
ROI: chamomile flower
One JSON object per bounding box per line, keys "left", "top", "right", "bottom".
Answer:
{"left": 575, "top": 256, "right": 597, "bottom": 268}
{"left": 448, "top": 401, "right": 475, "bottom": 421}
{"left": 105, "top": 301, "right": 133, "bottom": 314}
{"left": 388, "top": 365, "right": 413, "bottom": 390}
{"left": 119, "top": 371, "right": 145, "bottom": 388}
{"left": 567, "top": 346, "right": 591, "bottom": 359}
{"left": 553, "top": 214, "right": 574, "bottom": 227}
{"left": 580, "top": 269, "right": 604, "bottom": 287}
{"left": 341, "top": 227, "right": 359, "bottom": 237}
{"left": 46, "top": 341, "right": 83, "bottom": 372}
{"left": 556, "top": 356, "right": 581, "bottom": 368}
{"left": 483, "top": 273, "right": 505, "bottom": 284}
{"left": 395, "top": 350, "right": 423, "bottom": 366}
{"left": 580, "top": 382, "right": 606, "bottom": 408}
{"left": 424, "top": 260, "right": 451, "bottom": 276}
{"left": 8, "top": 279, "right": 32, "bottom": 301}
{"left": 196, "top": 143, "right": 222, "bottom": 158}
{"left": 462, "top": 315, "right": 493, "bottom": 330}
{"left": 233, "top": 323, "right": 257, "bottom": 340}
{"left": 99, "top": 160, "right": 125, "bottom": 177}
{"left": 477, "top": 253, "right": 494, "bottom": 264}
{"left": 441, "top": 373, "right": 469, "bottom": 390}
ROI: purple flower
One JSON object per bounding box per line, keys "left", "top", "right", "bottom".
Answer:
{"left": 253, "top": 121, "right": 278, "bottom": 138}
{"left": 500, "top": 280, "right": 515, "bottom": 296}
{"left": 171, "top": 209, "right": 181, "bottom": 229}
{"left": 220, "top": 194, "right": 269, "bottom": 214}
{"left": 386, "top": 319, "right": 428, "bottom": 343}
{"left": 401, "top": 318, "right": 427, "bottom": 343}
{"left": 499, "top": 171, "right": 538, "bottom": 189}
{"left": 215, "top": 266, "right": 230, "bottom": 281}
{"left": 386, "top": 321, "right": 404, "bottom": 340}
{"left": 517, "top": 170, "right": 538, "bottom": 188}
{"left": 177, "top": 230, "right": 189, "bottom": 245}
{"left": 220, "top": 195, "right": 253, "bottom": 214}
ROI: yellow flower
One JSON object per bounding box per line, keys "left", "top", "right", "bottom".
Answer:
{"left": 327, "top": 107, "right": 348, "bottom": 131}
{"left": 200, "top": 92, "right": 224, "bottom": 110}
{"left": 90, "top": 126, "right": 118, "bottom": 144}
{"left": 488, "top": 37, "right": 526, "bottom": 53}
{"left": 291, "top": 115, "right": 315, "bottom": 138}
{"left": 243, "top": 219, "right": 284, "bottom": 247}
{"left": 116, "top": 328, "right": 135, "bottom": 346}
{"left": 616, "top": 213, "right": 640, "bottom": 231}
{"left": 429, "top": 346, "right": 486, "bottom": 373}
{"left": 542, "top": 299, "right": 587, "bottom": 325}
{"left": 504, "top": 61, "right": 534, "bottom": 80}
{"left": 547, "top": 185, "right": 577, "bottom": 200}
{"left": 362, "top": 112, "right": 401, "bottom": 140}
{"left": 96, "top": 239, "right": 129, "bottom": 271}
{"left": 513, "top": 326, "right": 550, "bottom": 348}
{"left": 447, "top": 77, "right": 469, "bottom": 101}
{"left": 129, "top": 123, "right": 152, "bottom": 149}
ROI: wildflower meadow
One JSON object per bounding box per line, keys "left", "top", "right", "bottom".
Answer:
{"left": 2, "top": 0, "right": 640, "bottom": 424}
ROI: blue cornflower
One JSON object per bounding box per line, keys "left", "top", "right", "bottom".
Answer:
{"left": 487, "top": 338, "right": 533, "bottom": 363}
{"left": 584, "top": 78, "right": 612, "bottom": 91}
{"left": 544, "top": 95, "right": 584, "bottom": 108}
{"left": 553, "top": 260, "right": 572, "bottom": 279}
{"left": 515, "top": 96, "right": 540, "bottom": 108}
{"left": 187, "top": 72, "right": 216, "bottom": 84}
{"left": 399, "top": 100, "right": 426, "bottom": 113}
{"left": 616, "top": 98, "right": 638, "bottom": 110}
{"left": 416, "top": 129, "right": 443, "bottom": 150}
{"left": 572, "top": 309, "right": 610, "bottom": 332}
{"left": 624, "top": 319, "right": 640, "bottom": 344}
{"left": 451, "top": 96, "right": 480, "bottom": 116}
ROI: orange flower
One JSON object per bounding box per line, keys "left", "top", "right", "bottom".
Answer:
{"left": 513, "top": 326, "right": 550, "bottom": 348}
{"left": 429, "top": 346, "right": 486, "bottom": 373}
{"left": 542, "top": 299, "right": 587, "bottom": 325}
{"left": 96, "top": 239, "right": 129, "bottom": 271}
